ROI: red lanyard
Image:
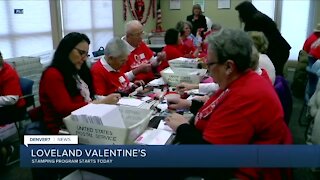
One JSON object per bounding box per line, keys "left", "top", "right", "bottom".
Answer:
{"left": 195, "top": 88, "right": 230, "bottom": 124}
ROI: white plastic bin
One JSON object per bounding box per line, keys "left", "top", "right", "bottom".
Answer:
{"left": 63, "top": 106, "right": 152, "bottom": 145}
{"left": 168, "top": 57, "right": 199, "bottom": 69}
{"left": 160, "top": 67, "right": 207, "bottom": 86}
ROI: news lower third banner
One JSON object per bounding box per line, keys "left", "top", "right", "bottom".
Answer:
{"left": 20, "top": 136, "right": 320, "bottom": 168}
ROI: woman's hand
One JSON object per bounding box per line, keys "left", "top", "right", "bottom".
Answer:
{"left": 165, "top": 113, "right": 189, "bottom": 132}
{"left": 167, "top": 98, "right": 191, "bottom": 110}
{"left": 93, "top": 93, "right": 121, "bottom": 104}
{"left": 176, "top": 82, "right": 199, "bottom": 93}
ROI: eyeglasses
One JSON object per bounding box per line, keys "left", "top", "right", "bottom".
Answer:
{"left": 74, "top": 48, "right": 90, "bottom": 58}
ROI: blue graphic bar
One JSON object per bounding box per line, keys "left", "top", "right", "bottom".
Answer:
{"left": 20, "top": 145, "right": 320, "bottom": 168}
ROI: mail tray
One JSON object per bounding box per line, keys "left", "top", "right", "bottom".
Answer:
{"left": 63, "top": 106, "right": 152, "bottom": 145}
{"left": 160, "top": 67, "right": 207, "bottom": 86}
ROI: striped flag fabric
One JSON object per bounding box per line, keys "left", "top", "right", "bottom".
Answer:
{"left": 156, "top": 0, "right": 163, "bottom": 32}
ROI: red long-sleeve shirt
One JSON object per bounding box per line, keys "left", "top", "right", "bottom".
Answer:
{"left": 0, "top": 62, "right": 25, "bottom": 108}
{"left": 39, "top": 67, "right": 88, "bottom": 134}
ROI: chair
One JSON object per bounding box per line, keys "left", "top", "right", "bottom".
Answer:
{"left": 274, "top": 76, "right": 293, "bottom": 125}
{"left": 298, "top": 65, "right": 320, "bottom": 126}
{"left": 10, "top": 77, "right": 35, "bottom": 139}
{"left": 19, "top": 77, "right": 35, "bottom": 109}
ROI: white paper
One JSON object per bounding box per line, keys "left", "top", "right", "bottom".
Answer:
{"left": 147, "top": 77, "right": 166, "bottom": 86}
{"left": 71, "top": 104, "right": 125, "bottom": 128}
{"left": 218, "top": 0, "right": 230, "bottom": 9}
{"left": 118, "top": 98, "right": 144, "bottom": 107}
{"left": 135, "top": 129, "right": 172, "bottom": 145}
{"left": 157, "top": 120, "right": 174, "bottom": 132}
{"left": 170, "top": 0, "right": 180, "bottom": 10}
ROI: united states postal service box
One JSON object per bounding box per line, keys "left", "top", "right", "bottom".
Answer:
{"left": 63, "top": 105, "right": 152, "bottom": 145}
{"left": 168, "top": 57, "right": 199, "bottom": 69}
{"left": 160, "top": 67, "right": 207, "bottom": 86}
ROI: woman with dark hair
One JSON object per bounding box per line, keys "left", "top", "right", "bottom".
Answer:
{"left": 186, "top": 4, "right": 207, "bottom": 38}
{"left": 157, "top": 28, "right": 183, "bottom": 72}
{"left": 39, "top": 32, "right": 120, "bottom": 134}
{"left": 235, "top": 1, "right": 291, "bottom": 75}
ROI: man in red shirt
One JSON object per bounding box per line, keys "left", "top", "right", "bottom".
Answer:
{"left": 121, "top": 20, "right": 165, "bottom": 83}
{"left": 0, "top": 51, "right": 25, "bottom": 125}
{"left": 91, "top": 37, "right": 143, "bottom": 96}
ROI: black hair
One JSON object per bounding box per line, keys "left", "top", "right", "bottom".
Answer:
{"left": 165, "top": 28, "right": 179, "bottom": 45}
{"left": 46, "top": 32, "right": 94, "bottom": 99}
{"left": 235, "top": 1, "right": 258, "bottom": 23}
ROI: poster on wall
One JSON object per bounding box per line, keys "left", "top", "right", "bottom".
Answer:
{"left": 170, "top": 0, "right": 180, "bottom": 10}
{"left": 218, "top": 0, "right": 231, "bottom": 9}
{"left": 193, "top": 0, "right": 205, "bottom": 12}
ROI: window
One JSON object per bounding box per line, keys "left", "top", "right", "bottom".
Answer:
{"left": 0, "top": 0, "right": 53, "bottom": 58}
{"left": 280, "top": 0, "right": 310, "bottom": 60}
{"left": 0, "top": 0, "right": 114, "bottom": 59}
{"left": 60, "top": 0, "right": 114, "bottom": 54}
{"left": 252, "top": 0, "right": 313, "bottom": 60}
{"left": 252, "top": 0, "right": 275, "bottom": 20}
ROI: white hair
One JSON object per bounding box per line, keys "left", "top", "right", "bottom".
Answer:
{"left": 104, "top": 37, "right": 129, "bottom": 58}
{"left": 124, "top": 20, "right": 143, "bottom": 35}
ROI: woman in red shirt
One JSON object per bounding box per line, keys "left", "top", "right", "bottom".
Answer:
{"left": 39, "top": 32, "right": 120, "bottom": 134}
{"left": 157, "top": 28, "right": 183, "bottom": 72}
{"left": 165, "top": 29, "right": 292, "bottom": 180}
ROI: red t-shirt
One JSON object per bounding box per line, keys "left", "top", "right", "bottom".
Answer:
{"left": 303, "top": 32, "right": 320, "bottom": 53}
{"left": 181, "top": 38, "right": 196, "bottom": 57}
{"left": 310, "top": 40, "right": 320, "bottom": 59}
{"left": 121, "top": 42, "right": 155, "bottom": 83}
{"left": 91, "top": 60, "right": 131, "bottom": 95}
{"left": 158, "top": 44, "right": 184, "bottom": 72}
{"left": 0, "top": 62, "right": 25, "bottom": 108}
{"left": 195, "top": 70, "right": 292, "bottom": 180}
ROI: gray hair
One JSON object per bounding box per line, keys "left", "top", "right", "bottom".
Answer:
{"left": 207, "top": 28, "right": 253, "bottom": 72}
{"left": 104, "top": 37, "right": 129, "bottom": 58}
{"left": 250, "top": 45, "right": 259, "bottom": 70}
{"left": 124, "top": 20, "right": 142, "bottom": 35}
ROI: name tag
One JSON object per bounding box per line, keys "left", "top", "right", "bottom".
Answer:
{"left": 139, "top": 53, "right": 145, "bottom": 59}
{"left": 119, "top": 76, "right": 126, "bottom": 83}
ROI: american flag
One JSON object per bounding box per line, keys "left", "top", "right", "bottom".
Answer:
{"left": 155, "top": 0, "right": 163, "bottom": 32}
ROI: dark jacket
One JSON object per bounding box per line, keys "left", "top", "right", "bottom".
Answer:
{"left": 186, "top": 14, "right": 207, "bottom": 37}
{"left": 235, "top": 1, "right": 291, "bottom": 74}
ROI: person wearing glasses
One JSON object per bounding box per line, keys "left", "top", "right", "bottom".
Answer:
{"left": 176, "top": 45, "right": 272, "bottom": 97}
{"left": 165, "top": 29, "right": 292, "bottom": 179}
{"left": 91, "top": 37, "right": 144, "bottom": 96}
{"left": 39, "top": 32, "right": 121, "bottom": 134}
{"left": 121, "top": 20, "right": 166, "bottom": 83}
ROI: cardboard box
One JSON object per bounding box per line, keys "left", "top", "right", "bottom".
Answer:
{"left": 63, "top": 106, "right": 152, "bottom": 145}
{"left": 160, "top": 67, "right": 207, "bottom": 86}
